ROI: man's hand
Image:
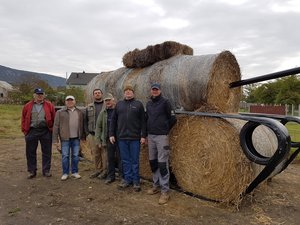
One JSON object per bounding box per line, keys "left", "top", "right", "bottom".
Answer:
{"left": 140, "top": 137, "right": 146, "bottom": 145}
{"left": 98, "top": 143, "right": 102, "bottom": 148}
{"left": 109, "top": 136, "right": 115, "bottom": 144}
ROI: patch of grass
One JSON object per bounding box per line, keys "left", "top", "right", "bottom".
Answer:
{"left": 0, "top": 104, "right": 23, "bottom": 138}
{"left": 285, "top": 122, "right": 300, "bottom": 160}
{"left": 8, "top": 207, "right": 21, "bottom": 216}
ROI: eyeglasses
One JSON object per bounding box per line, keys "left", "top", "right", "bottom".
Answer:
{"left": 66, "top": 99, "right": 74, "bottom": 101}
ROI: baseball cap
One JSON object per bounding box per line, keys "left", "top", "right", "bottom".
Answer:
{"left": 34, "top": 88, "right": 44, "bottom": 94}
{"left": 65, "top": 95, "right": 75, "bottom": 100}
{"left": 104, "top": 93, "right": 114, "bottom": 101}
{"left": 151, "top": 83, "right": 161, "bottom": 90}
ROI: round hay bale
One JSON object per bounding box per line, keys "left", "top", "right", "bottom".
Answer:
{"left": 80, "top": 140, "right": 93, "bottom": 161}
{"left": 169, "top": 115, "right": 254, "bottom": 204}
{"left": 122, "top": 41, "right": 193, "bottom": 68}
{"left": 86, "top": 51, "right": 241, "bottom": 112}
{"left": 139, "top": 145, "right": 152, "bottom": 181}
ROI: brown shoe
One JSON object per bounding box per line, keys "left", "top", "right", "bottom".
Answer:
{"left": 147, "top": 187, "right": 160, "bottom": 195}
{"left": 158, "top": 192, "right": 170, "bottom": 205}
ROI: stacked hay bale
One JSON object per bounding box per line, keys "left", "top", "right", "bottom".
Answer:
{"left": 122, "top": 41, "right": 193, "bottom": 68}
{"left": 85, "top": 50, "right": 241, "bottom": 112}
{"left": 84, "top": 42, "right": 277, "bottom": 205}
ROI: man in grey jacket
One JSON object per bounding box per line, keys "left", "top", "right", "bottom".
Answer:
{"left": 53, "top": 95, "right": 85, "bottom": 181}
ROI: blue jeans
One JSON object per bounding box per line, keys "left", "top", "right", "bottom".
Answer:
{"left": 118, "top": 140, "right": 140, "bottom": 185}
{"left": 61, "top": 138, "right": 80, "bottom": 175}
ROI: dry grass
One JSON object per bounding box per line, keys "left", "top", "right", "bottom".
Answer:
{"left": 0, "top": 104, "right": 23, "bottom": 138}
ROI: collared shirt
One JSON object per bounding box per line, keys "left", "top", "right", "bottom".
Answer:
{"left": 30, "top": 102, "right": 46, "bottom": 128}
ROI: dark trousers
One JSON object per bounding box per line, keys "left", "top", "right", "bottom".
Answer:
{"left": 106, "top": 139, "right": 122, "bottom": 180}
{"left": 25, "top": 128, "right": 52, "bottom": 174}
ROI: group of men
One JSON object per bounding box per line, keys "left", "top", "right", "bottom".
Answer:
{"left": 21, "top": 83, "right": 176, "bottom": 204}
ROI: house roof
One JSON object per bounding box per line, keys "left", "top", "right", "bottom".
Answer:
{"left": 66, "top": 72, "right": 99, "bottom": 85}
{"left": 0, "top": 80, "right": 13, "bottom": 90}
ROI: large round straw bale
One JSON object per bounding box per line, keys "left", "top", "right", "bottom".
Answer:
{"left": 139, "top": 145, "right": 152, "bottom": 180}
{"left": 169, "top": 115, "right": 279, "bottom": 204}
{"left": 80, "top": 140, "right": 93, "bottom": 161}
{"left": 122, "top": 41, "right": 193, "bottom": 68}
{"left": 86, "top": 51, "right": 241, "bottom": 112}
{"left": 169, "top": 115, "right": 254, "bottom": 204}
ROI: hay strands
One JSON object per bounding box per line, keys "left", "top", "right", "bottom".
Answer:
{"left": 175, "top": 110, "right": 296, "bottom": 194}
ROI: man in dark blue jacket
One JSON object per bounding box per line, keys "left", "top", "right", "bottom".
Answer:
{"left": 146, "top": 83, "right": 176, "bottom": 204}
{"left": 109, "top": 85, "right": 146, "bottom": 192}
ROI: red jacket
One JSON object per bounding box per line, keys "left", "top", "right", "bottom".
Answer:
{"left": 21, "top": 100, "right": 56, "bottom": 135}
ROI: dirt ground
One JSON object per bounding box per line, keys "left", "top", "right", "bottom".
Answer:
{"left": 1, "top": 138, "right": 300, "bottom": 225}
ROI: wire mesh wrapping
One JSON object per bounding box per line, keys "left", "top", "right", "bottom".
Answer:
{"left": 85, "top": 51, "right": 241, "bottom": 112}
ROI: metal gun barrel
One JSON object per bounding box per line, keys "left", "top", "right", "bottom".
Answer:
{"left": 229, "top": 67, "right": 300, "bottom": 88}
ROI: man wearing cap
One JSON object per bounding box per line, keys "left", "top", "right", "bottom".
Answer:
{"left": 109, "top": 85, "right": 146, "bottom": 192}
{"left": 95, "top": 93, "right": 122, "bottom": 184}
{"left": 21, "top": 88, "right": 56, "bottom": 179}
{"left": 85, "top": 88, "right": 107, "bottom": 179}
{"left": 146, "top": 83, "right": 177, "bottom": 204}
{"left": 53, "top": 95, "right": 85, "bottom": 181}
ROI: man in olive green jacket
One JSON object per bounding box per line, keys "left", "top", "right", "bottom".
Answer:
{"left": 95, "top": 93, "right": 121, "bottom": 184}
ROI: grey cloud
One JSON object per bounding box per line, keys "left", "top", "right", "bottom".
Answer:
{"left": 0, "top": 0, "right": 299, "bottom": 80}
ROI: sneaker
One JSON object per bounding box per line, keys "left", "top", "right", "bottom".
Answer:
{"left": 133, "top": 184, "right": 141, "bottom": 192}
{"left": 147, "top": 187, "right": 160, "bottom": 195}
{"left": 89, "top": 171, "right": 101, "bottom": 179}
{"left": 43, "top": 172, "right": 52, "bottom": 177}
{"left": 97, "top": 172, "right": 107, "bottom": 180}
{"left": 118, "top": 180, "right": 131, "bottom": 190}
{"left": 158, "top": 192, "right": 170, "bottom": 205}
{"left": 61, "top": 174, "right": 68, "bottom": 181}
{"left": 104, "top": 178, "right": 115, "bottom": 185}
{"left": 27, "top": 172, "right": 36, "bottom": 179}
{"left": 71, "top": 173, "right": 81, "bottom": 179}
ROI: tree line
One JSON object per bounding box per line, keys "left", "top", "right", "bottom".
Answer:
{"left": 8, "top": 76, "right": 84, "bottom": 105}
{"left": 243, "top": 75, "right": 300, "bottom": 105}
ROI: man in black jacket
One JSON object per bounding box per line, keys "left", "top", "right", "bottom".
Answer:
{"left": 109, "top": 85, "right": 146, "bottom": 192}
{"left": 146, "top": 83, "right": 176, "bottom": 204}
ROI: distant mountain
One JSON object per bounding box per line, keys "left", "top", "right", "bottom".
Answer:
{"left": 0, "top": 65, "right": 66, "bottom": 87}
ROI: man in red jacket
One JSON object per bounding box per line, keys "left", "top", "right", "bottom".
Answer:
{"left": 21, "top": 88, "right": 56, "bottom": 179}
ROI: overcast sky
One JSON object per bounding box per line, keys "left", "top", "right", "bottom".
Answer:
{"left": 0, "top": 0, "right": 299, "bottom": 80}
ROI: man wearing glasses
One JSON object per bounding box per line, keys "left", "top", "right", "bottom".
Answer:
{"left": 21, "top": 88, "right": 56, "bottom": 179}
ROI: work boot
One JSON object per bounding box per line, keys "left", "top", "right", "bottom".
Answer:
{"left": 105, "top": 178, "right": 115, "bottom": 185}
{"left": 43, "top": 171, "right": 52, "bottom": 177}
{"left": 89, "top": 171, "right": 101, "bottom": 179}
{"left": 97, "top": 172, "right": 107, "bottom": 180}
{"left": 133, "top": 184, "right": 141, "bottom": 192}
{"left": 158, "top": 192, "right": 170, "bottom": 205}
{"left": 147, "top": 187, "right": 160, "bottom": 195}
{"left": 118, "top": 180, "right": 131, "bottom": 190}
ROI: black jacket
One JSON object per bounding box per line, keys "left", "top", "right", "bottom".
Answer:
{"left": 146, "top": 94, "right": 176, "bottom": 135}
{"left": 109, "top": 98, "right": 146, "bottom": 140}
